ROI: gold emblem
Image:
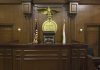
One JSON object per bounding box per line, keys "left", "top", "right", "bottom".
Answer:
{"left": 41, "top": 7, "right": 57, "bottom": 32}
{"left": 42, "top": 19, "right": 57, "bottom": 32}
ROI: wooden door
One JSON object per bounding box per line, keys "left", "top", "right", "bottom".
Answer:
{"left": 0, "top": 25, "right": 13, "bottom": 43}
{"left": 86, "top": 26, "right": 100, "bottom": 56}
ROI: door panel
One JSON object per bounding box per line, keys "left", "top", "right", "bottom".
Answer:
{"left": 0, "top": 25, "right": 13, "bottom": 43}
{"left": 87, "top": 26, "right": 99, "bottom": 56}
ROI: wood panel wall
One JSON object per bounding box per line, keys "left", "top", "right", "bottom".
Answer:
{"left": 33, "top": 0, "right": 67, "bottom": 4}
{"left": 0, "top": 4, "right": 33, "bottom": 44}
{"left": 0, "top": 0, "right": 21, "bottom": 4}
{"left": 79, "top": 0, "right": 100, "bottom": 4}
{"left": 0, "top": 3, "right": 100, "bottom": 43}
{"left": 76, "top": 5, "right": 100, "bottom": 43}
{"left": 0, "top": 0, "right": 99, "bottom": 4}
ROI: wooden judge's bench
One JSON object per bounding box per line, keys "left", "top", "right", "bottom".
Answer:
{"left": 0, "top": 44, "right": 88, "bottom": 70}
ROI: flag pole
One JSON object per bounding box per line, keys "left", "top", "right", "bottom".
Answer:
{"left": 62, "top": 19, "right": 66, "bottom": 44}
{"left": 33, "top": 19, "right": 38, "bottom": 44}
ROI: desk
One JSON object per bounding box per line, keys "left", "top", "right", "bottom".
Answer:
{"left": 0, "top": 44, "right": 88, "bottom": 70}
{"left": 92, "top": 57, "right": 100, "bottom": 70}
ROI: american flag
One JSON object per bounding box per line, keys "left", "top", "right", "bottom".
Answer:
{"left": 33, "top": 19, "right": 38, "bottom": 44}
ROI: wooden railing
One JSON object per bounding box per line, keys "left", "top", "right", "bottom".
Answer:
{"left": 0, "top": 44, "right": 88, "bottom": 70}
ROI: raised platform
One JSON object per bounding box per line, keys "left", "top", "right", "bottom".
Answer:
{"left": 0, "top": 44, "right": 88, "bottom": 70}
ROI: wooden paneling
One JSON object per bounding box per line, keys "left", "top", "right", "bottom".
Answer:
{"left": 0, "top": 0, "right": 99, "bottom": 4}
{"left": 33, "top": 0, "right": 100, "bottom": 4}
{"left": 76, "top": 5, "right": 100, "bottom": 43}
{"left": 88, "top": 56, "right": 96, "bottom": 70}
{"left": 0, "top": 25, "right": 13, "bottom": 43}
{"left": 0, "top": 44, "right": 88, "bottom": 70}
{"left": 92, "top": 57, "right": 100, "bottom": 70}
{"left": 0, "top": 5, "right": 33, "bottom": 44}
{"left": 79, "top": 0, "right": 100, "bottom": 5}
{"left": 0, "top": 4, "right": 100, "bottom": 44}
{"left": 86, "top": 26, "right": 99, "bottom": 56}
{"left": 33, "top": 0, "right": 67, "bottom": 4}
{"left": 0, "top": 0, "right": 21, "bottom": 4}
{"left": 22, "top": 0, "right": 31, "bottom": 2}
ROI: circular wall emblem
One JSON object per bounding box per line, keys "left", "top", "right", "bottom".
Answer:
{"left": 42, "top": 19, "right": 57, "bottom": 32}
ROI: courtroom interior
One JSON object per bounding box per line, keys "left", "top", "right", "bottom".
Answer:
{"left": 0, "top": 0, "right": 100, "bottom": 70}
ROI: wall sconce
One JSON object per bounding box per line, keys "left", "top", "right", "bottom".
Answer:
{"left": 17, "top": 28, "right": 21, "bottom": 32}
{"left": 79, "top": 29, "right": 83, "bottom": 32}
{"left": 69, "top": 2, "right": 78, "bottom": 14}
{"left": 22, "top": 1, "right": 32, "bottom": 14}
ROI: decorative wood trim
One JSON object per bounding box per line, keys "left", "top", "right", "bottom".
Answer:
{"left": 69, "top": 2, "right": 78, "bottom": 14}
